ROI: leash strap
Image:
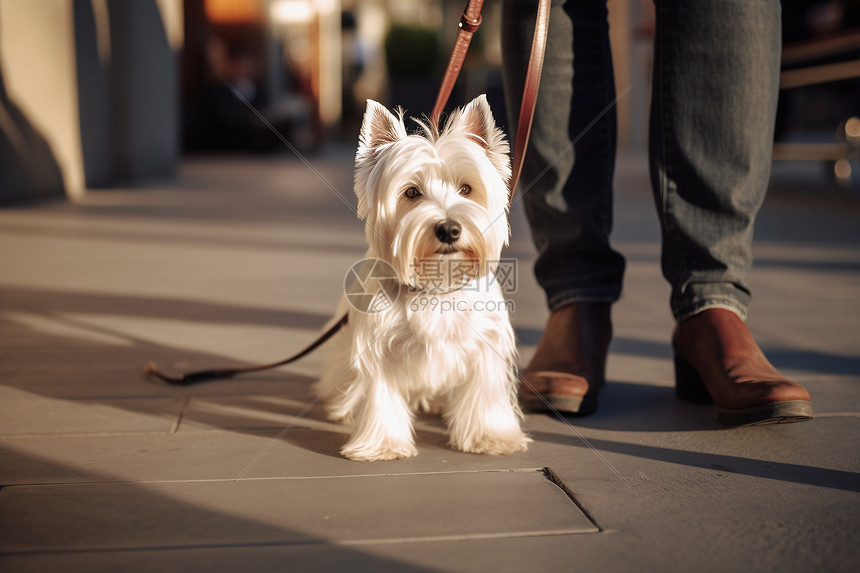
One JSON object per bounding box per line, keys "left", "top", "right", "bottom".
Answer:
{"left": 509, "top": 0, "right": 550, "bottom": 200}
{"left": 432, "top": 0, "right": 486, "bottom": 120}
{"left": 144, "top": 1, "right": 550, "bottom": 385}
{"left": 145, "top": 313, "right": 348, "bottom": 386}
{"left": 433, "top": 0, "right": 551, "bottom": 202}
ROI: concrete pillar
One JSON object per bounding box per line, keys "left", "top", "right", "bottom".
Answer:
{"left": 73, "top": 0, "right": 113, "bottom": 187}
{"left": 0, "top": 0, "right": 83, "bottom": 202}
{"left": 107, "top": 0, "right": 179, "bottom": 182}
{"left": 0, "top": 0, "right": 182, "bottom": 203}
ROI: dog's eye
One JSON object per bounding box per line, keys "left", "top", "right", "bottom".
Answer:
{"left": 404, "top": 187, "right": 421, "bottom": 200}
{"left": 459, "top": 184, "right": 472, "bottom": 196}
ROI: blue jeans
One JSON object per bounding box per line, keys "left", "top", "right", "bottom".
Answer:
{"left": 502, "top": 0, "right": 781, "bottom": 320}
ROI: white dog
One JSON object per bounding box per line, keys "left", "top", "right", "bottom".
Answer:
{"left": 316, "top": 95, "right": 530, "bottom": 461}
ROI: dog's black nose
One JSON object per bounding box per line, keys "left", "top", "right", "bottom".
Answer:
{"left": 434, "top": 220, "right": 461, "bottom": 244}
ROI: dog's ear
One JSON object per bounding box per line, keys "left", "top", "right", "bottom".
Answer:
{"left": 452, "top": 95, "right": 511, "bottom": 183}
{"left": 354, "top": 100, "right": 407, "bottom": 218}
{"left": 359, "top": 100, "right": 407, "bottom": 152}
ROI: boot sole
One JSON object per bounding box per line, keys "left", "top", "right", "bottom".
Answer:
{"left": 520, "top": 393, "right": 598, "bottom": 416}
{"left": 716, "top": 400, "right": 814, "bottom": 426}
{"left": 675, "top": 354, "right": 814, "bottom": 427}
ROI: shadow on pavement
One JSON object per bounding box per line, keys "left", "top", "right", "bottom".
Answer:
{"left": 0, "top": 219, "right": 368, "bottom": 256}
{"left": 0, "top": 284, "right": 455, "bottom": 460}
{"left": 545, "top": 381, "right": 721, "bottom": 433}
{"left": 528, "top": 430, "right": 860, "bottom": 494}
{"left": 0, "top": 447, "right": 444, "bottom": 571}
{"left": 1, "top": 286, "right": 330, "bottom": 330}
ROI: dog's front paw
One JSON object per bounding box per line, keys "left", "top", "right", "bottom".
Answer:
{"left": 341, "top": 440, "right": 418, "bottom": 462}
{"left": 453, "top": 430, "right": 531, "bottom": 456}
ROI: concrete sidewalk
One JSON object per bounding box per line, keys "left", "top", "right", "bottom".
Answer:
{"left": 1, "top": 148, "right": 858, "bottom": 572}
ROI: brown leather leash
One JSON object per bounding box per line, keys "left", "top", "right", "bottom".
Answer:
{"left": 433, "top": 0, "right": 550, "bottom": 201}
{"left": 144, "top": 314, "right": 347, "bottom": 385}
{"left": 145, "top": 0, "right": 550, "bottom": 385}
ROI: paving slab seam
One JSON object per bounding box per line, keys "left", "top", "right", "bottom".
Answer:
{"left": 57, "top": 395, "right": 190, "bottom": 401}
{"left": 518, "top": 387, "right": 636, "bottom": 493}
{"left": 0, "top": 467, "right": 549, "bottom": 488}
{"left": 473, "top": 327, "right": 636, "bottom": 493}
{"left": 329, "top": 529, "right": 600, "bottom": 545}
{"left": 224, "top": 329, "right": 390, "bottom": 489}
{"left": 0, "top": 431, "right": 178, "bottom": 440}
{"left": 0, "top": 528, "right": 601, "bottom": 558}
{"left": 170, "top": 396, "right": 191, "bottom": 434}
{"left": 540, "top": 467, "right": 602, "bottom": 532}
{"left": 0, "top": 428, "right": 321, "bottom": 440}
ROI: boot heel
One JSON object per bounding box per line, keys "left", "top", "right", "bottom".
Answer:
{"left": 674, "top": 354, "right": 713, "bottom": 403}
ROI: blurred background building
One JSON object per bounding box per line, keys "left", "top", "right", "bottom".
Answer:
{"left": 1, "top": 0, "right": 858, "bottom": 204}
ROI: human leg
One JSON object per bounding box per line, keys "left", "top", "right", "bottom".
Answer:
{"left": 502, "top": 0, "right": 622, "bottom": 414}
{"left": 650, "top": 0, "right": 812, "bottom": 424}
{"left": 502, "top": 0, "right": 624, "bottom": 310}
{"left": 650, "top": 0, "right": 779, "bottom": 320}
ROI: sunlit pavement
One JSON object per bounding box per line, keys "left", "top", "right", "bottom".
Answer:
{"left": 1, "top": 148, "right": 858, "bottom": 572}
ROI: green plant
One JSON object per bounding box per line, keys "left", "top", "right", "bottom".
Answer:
{"left": 384, "top": 25, "right": 440, "bottom": 78}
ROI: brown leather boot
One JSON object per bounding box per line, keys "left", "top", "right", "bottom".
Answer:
{"left": 520, "top": 302, "right": 612, "bottom": 415}
{"left": 673, "top": 308, "right": 813, "bottom": 426}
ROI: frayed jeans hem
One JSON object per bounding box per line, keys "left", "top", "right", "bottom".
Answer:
{"left": 547, "top": 289, "right": 620, "bottom": 313}
{"left": 673, "top": 300, "right": 748, "bottom": 323}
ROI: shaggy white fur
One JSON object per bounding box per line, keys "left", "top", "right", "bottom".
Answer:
{"left": 315, "top": 95, "right": 530, "bottom": 461}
